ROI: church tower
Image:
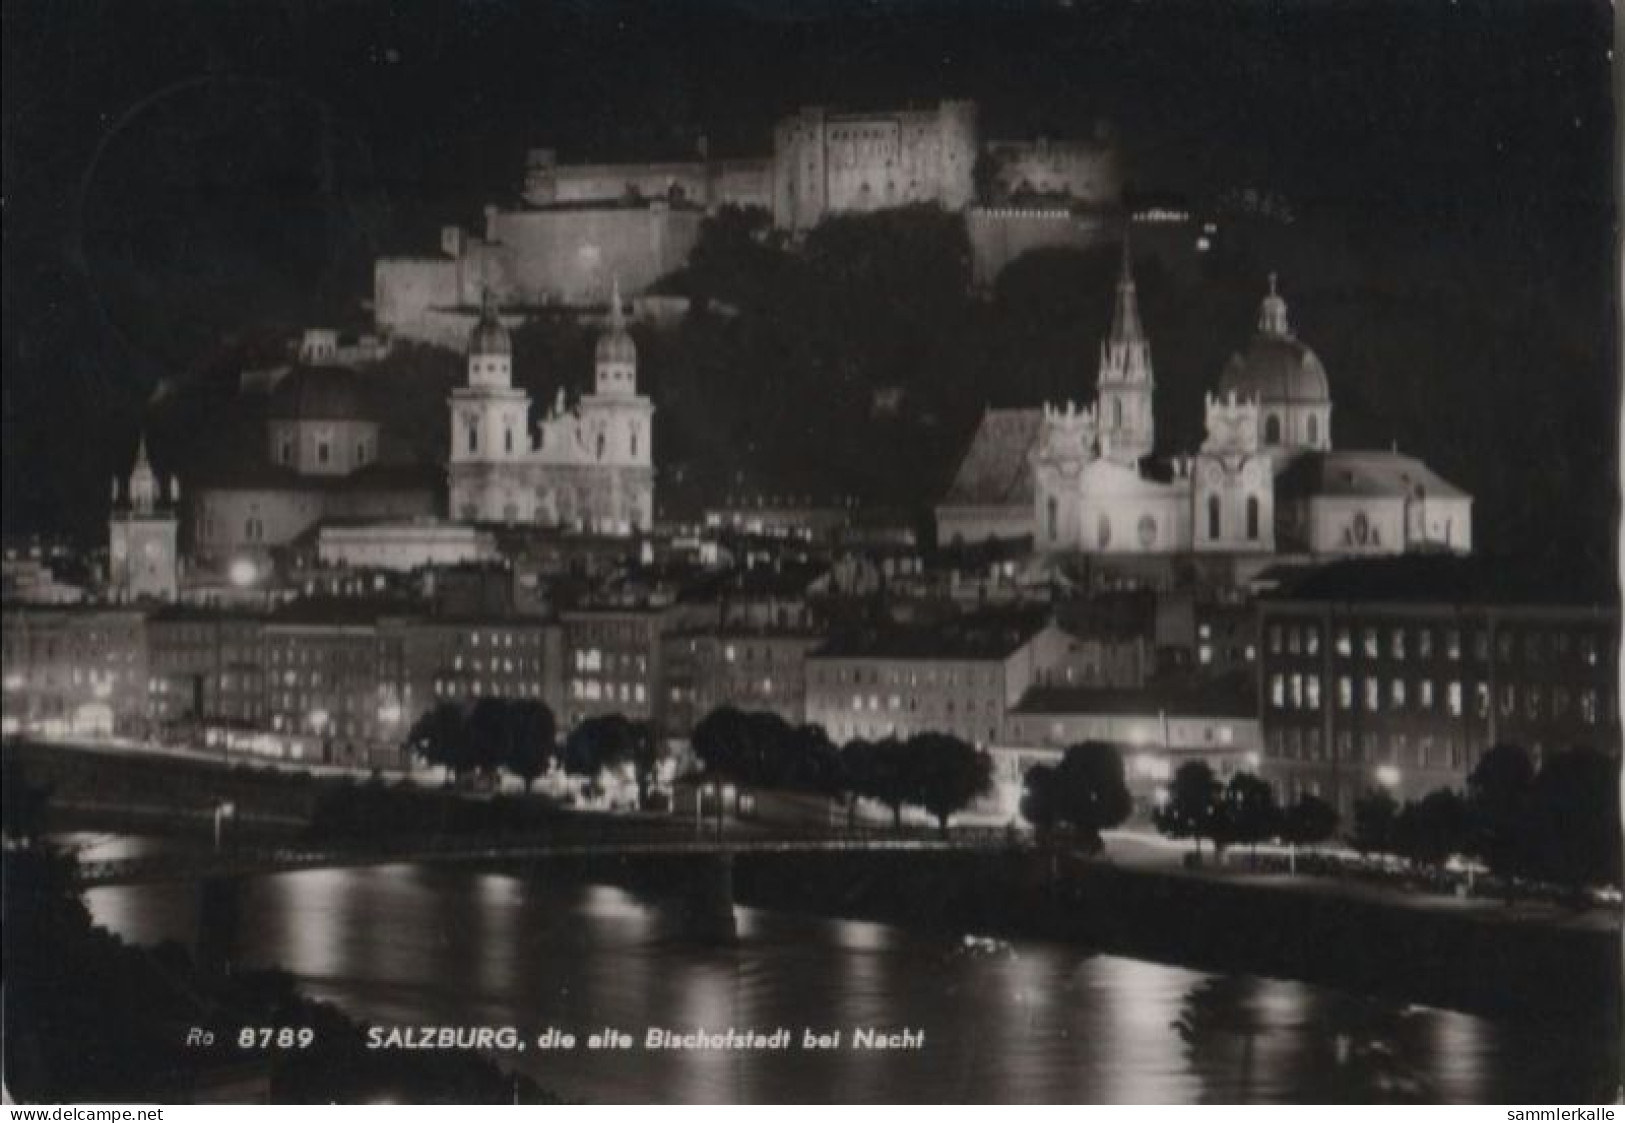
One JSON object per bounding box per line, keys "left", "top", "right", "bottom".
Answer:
{"left": 448, "top": 290, "right": 535, "bottom": 523}
{"left": 575, "top": 278, "right": 656, "bottom": 532}
{"left": 1095, "top": 236, "right": 1155, "bottom": 466}
{"left": 108, "top": 434, "right": 179, "bottom": 602}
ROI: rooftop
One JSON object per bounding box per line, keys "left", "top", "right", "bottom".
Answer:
{"left": 813, "top": 607, "right": 1054, "bottom": 661}
{"left": 1261, "top": 555, "right": 1619, "bottom": 609}
{"left": 938, "top": 408, "right": 1043, "bottom": 512}
{"left": 1276, "top": 450, "right": 1469, "bottom": 502}
{"left": 1013, "top": 675, "right": 1256, "bottom": 719}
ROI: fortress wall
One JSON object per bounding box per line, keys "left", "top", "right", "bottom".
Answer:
{"left": 987, "top": 140, "right": 1123, "bottom": 206}
{"left": 522, "top": 155, "right": 774, "bottom": 211}
{"left": 486, "top": 206, "right": 705, "bottom": 306}
{"left": 966, "top": 207, "right": 1118, "bottom": 287}
{"left": 374, "top": 258, "right": 460, "bottom": 335}
{"left": 707, "top": 158, "right": 774, "bottom": 210}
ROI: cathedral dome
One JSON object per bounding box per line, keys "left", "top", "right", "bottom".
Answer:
{"left": 1216, "top": 276, "right": 1330, "bottom": 405}
{"left": 1218, "top": 336, "right": 1330, "bottom": 404}
{"left": 468, "top": 308, "right": 511, "bottom": 357}
{"left": 267, "top": 365, "right": 370, "bottom": 422}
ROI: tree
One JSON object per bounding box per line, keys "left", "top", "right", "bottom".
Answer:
{"left": 907, "top": 733, "right": 993, "bottom": 834}
{"left": 1521, "top": 748, "right": 1622, "bottom": 893}
{"left": 1465, "top": 743, "right": 1536, "bottom": 878}
{"left": 403, "top": 702, "right": 471, "bottom": 782}
{"left": 1048, "top": 742, "right": 1134, "bottom": 853}
{"left": 1155, "top": 761, "right": 1221, "bottom": 855}
{"left": 1278, "top": 794, "right": 1339, "bottom": 873}
{"left": 1349, "top": 789, "right": 1399, "bottom": 857}
{"left": 504, "top": 700, "right": 556, "bottom": 793}
{"left": 839, "top": 738, "right": 877, "bottom": 826}
{"left": 1020, "top": 763, "right": 1062, "bottom": 837}
{"left": 565, "top": 715, "right": 657, "bottom": 804}
{"left": 1393, "top": 789, "right": 1469, "bottom": 868}
{"left": 466, "top": 698, "right": 515, "bottom": 784}
{"left": 785, "top": 723, "right": 845, "bottom": 796}
{"left": 863, "top": 737, "right": 914, "bottom": 828}
{"left": 1213, "top": 772, "right": 1279, "bottom": 855}
{"left": 691, "top": 706, "right": 755, "bottom": 781}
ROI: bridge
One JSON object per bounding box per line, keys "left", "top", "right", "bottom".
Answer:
{"left": 71, "top": 823, "right": 1022, "bottom": 889}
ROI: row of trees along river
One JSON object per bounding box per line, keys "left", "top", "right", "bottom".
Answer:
{"left": 401, "top": 700, "right": 1621, "bottom": 897}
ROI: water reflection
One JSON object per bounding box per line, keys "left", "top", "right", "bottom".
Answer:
{"left": 81, "top": 862, "right": 1619, "bottom": 1104}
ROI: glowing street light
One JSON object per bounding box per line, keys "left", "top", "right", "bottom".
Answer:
{"left": 228, "top": 557, "right": 258, "bottom": 587}
{"left": 213, "top": 800, "right": 236, "bottom": 852}
{"left": 1375, "top": 764, "right": 1402, "bottom": 790}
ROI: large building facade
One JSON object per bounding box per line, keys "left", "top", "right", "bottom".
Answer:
{"left": 447, "top": 289, "right": 655, "bottom": 535}
{"left": 1257, "top": 559, "right": 1620, "bottom": 817}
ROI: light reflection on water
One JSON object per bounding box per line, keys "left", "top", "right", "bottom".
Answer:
{"left": 81, "top": 862, "right": 1619, "bottom": 1104}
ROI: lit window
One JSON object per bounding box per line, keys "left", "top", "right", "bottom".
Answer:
{"left": 1447, "top": 681, "right": 1463, "bottom": 717}
{"left": 1364, "top": 677, "right": 1380, "bottom": 712}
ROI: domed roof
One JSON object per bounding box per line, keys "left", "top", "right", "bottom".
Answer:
{"left": 267, "top": 365, "right": 371, "bottom": 422}
{"left": 1218, "top": 336, "right": 1330, "bottom": 404}
{"left": 596, "top": 280, "right": 636, "bottom": 365}
{"left": 1216, "top": 275, "right": 1330, "bottom": 405}
{"left": 468, "top": 291, "right": 511, "bottom": 357}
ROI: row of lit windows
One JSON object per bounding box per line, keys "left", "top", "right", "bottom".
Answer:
{"left": 1269, "top": 726, "right": 1466, "bottom": 771}
{"left": 1270, "top": 672, "right": 1608, "bottom": 725}
{"left": 838, "top": 692, "right": 999, "bottom": 717}
{"left": 433, "top": 679, "right": 544, "bottom": 700}
{"left": 573, "top": 648, "right": 649, "bottom": 675}
{"left": 1268, "top": 622, "right": 1607, "bottom": 667}
{"left": 810, "top": 664, "right": 1000, "bottom": 689}
{"left": 449, "top": 655, "right": 539, "bottom": 674}
{"left": 1005, "top": 719, "right": 1238, "bottom": 748}
{"left": 569, "top": 678, "right": 647, "bottom": 705}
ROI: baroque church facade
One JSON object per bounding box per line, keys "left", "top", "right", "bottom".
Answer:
{"left": 447, "top": 286, "right": 655, "bottom": 535}
{"left": 938, "top": 243, "right": 1472, "bottom": 565}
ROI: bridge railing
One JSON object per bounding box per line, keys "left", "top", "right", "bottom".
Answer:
{"left": 71, "top": 821, "right": 1026, "bottom": 886}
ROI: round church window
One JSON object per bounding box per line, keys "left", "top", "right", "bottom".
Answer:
{"left": 1137, "top": 514, "right": 1157, "bottom": 549}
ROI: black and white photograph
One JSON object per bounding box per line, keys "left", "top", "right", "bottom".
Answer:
{"left": 1, "top": 0, "right": 1620, "bottom": 1107}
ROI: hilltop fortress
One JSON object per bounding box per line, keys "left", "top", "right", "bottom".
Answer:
{"left": 374, "top": 100, "right": 1122, "bottom": 344}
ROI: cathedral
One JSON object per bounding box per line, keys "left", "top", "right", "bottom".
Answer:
{"left": 937, "top": 242, "right": 1473, "bottom": 566}
{"left": 447, "top": 284, "right": 655, "bottom": 534}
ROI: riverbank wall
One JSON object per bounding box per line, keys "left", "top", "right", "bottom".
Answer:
{"left": 730, "top": 850, "right": 1622, "bottom": 1023}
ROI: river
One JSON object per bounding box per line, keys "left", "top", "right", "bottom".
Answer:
{"left": 69, "top": 834, "right": 1619, "bottom": 1103}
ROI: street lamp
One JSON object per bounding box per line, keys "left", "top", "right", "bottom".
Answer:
{"left": 213, "top": 801, "right": 236, "bottom": 852}
{"left": 1375, "top": 764, "right": 1402, "bottom": 790}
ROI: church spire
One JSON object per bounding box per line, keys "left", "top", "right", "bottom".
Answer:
{"left": 1108, "top": 232, "right": 1145, "bottom": 345}
{"left": 127, "top": 432, "right": 159, "bottom": 514}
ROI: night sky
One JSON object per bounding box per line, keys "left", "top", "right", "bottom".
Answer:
{"left": 1, "top": 0, "right": 1617, "bottom": 542}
